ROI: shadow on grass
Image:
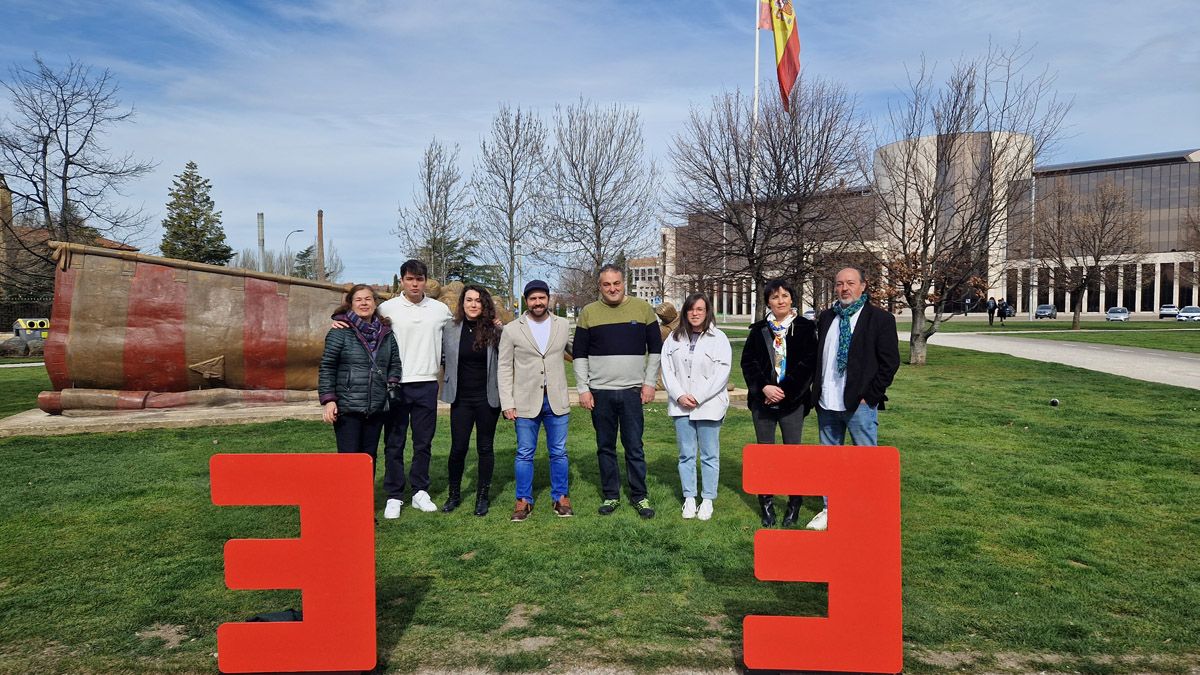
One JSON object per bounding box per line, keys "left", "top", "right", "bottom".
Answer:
{"left": 372, "top": 574, "right": 432, "bottom": 674}
{"left": 704, "top": 560, "right": 829, "bottom": 672}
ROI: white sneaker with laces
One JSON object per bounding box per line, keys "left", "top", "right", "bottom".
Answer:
{"left": 697, "top": 498, "right": 714, "bottom": 521}
{"left": 412, "top": 490, "right": 438, "bottom": 512}
{"left": 384, "top": 498, "right": 403, "bottom": 519}
{"left": 806, "top": 508, "right": 828, "bottom": 531}
{"left": 682, "top": 497, "right": 697, "bottom": 519}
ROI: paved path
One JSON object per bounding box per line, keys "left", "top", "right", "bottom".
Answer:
{"left": 921, "top": 332, "right": 1200, "bottom": 391}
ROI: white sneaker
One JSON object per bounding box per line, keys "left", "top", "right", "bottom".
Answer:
{"left": 697, "top": 499, "right": 713, "bottom": 521}
{"left": 384, "top": 498, "right": 403, "bottom": 519}
{"left": 682, "top": 497, "right": 697, "bottom": 519}
{"left": 806, "top": 508, "right": 828, "bottom": 531}
{"left": 411, "top": 490, "right": 438, "bottom": 512}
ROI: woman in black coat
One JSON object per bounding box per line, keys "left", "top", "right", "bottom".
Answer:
{"left": 319, "top": 284, "right": 402, "bottom": 468}
{"left": 740, "top": 279, "right": 818, "bottom": 527}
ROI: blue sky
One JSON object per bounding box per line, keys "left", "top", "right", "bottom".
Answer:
{"left": 2, "top": 0, "right": 1197, "bottom": 283}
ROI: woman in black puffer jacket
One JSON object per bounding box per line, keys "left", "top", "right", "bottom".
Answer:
{"left": 319, "top": 284, "right": 402, "bottom": 466}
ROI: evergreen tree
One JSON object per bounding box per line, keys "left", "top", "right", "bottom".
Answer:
{"left": 293, "top": 245, "right": 316, "bottom": 279}
{"left": 159, "top": 161, "right": 233, "bottom": 264}
{"left": 290, "top": 239, "right": 345, "bottom": 281}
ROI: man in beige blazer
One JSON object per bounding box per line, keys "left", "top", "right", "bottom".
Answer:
{"left": 498, "top": 280, "right": 573, "bottom": 521}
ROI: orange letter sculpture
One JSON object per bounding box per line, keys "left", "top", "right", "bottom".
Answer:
{"left": 210, "top": 453, "right": 376, "bottom": 673}
{"left": 742, "top": 443, "right": 902, "bottom": 673}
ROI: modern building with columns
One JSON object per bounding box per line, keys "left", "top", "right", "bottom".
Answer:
{"left": 1002, "top": 148, "right": 1199, "bottom": 315}
{"left": 660, "top": 143, "right": 1199, "bottom": 317}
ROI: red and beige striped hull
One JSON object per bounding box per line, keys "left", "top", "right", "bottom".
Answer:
{"left": 41, "top": 242, "right": 350, "bottom": 414}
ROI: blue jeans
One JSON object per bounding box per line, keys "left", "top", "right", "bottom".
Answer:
{"left": 514, "top": 394, "right": 569, "bottom": 504}
{"left": 816, "top": 402, "right": 879, "bottom": 509}
{"left": 673, "top": 416, "right": 721, "bottom": 500}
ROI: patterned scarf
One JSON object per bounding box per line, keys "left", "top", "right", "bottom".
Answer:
{"left": 833, "top": 293, "right": 869, "bottom": 374}
{"left": 345, "top": 311, "right": 384, "bottom": 356}
{"left": 767, "top": 312, "right": 795, "bottom": 383}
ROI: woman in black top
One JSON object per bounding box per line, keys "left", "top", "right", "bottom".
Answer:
{"left": 740, "top": 279, "right": 818, "bottom": 527}
{"left": 319, "top": 284, "right": 402, "bottom": 467}
{"left": 440, "top": 285, "right": 502, "bottom": 516}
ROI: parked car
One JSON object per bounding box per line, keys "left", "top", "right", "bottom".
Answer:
{"left": 802, "top": 309, "right": 817, "bottom": 321}
{"left": 998, "top": 303, "right": 1016, "bottom": 318}
{"left": 1176, "top": 306, "right": 1200, "bottom": 322}
{"left": 1105, "top": 307, "right": 1130, "bottom": 322}
{"left": 1034, "top": 304, "right": 1058, "bottom": 319}
{"left": 1159, "top": 304, "right": 1179, "bottom": 319}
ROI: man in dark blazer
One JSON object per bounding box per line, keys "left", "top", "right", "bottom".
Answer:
{"left": 807, "top": 266, "right": 900, "bottom": 530}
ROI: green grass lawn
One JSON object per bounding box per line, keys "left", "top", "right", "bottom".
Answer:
{"left": 999, "top": 328, "right": 1200, "bottom": 354}
{"left": 0, "top": 365, "right": 49, "bottom": 418}
{"left": 1, "top": 348, "right": 1198, "bottom": 673}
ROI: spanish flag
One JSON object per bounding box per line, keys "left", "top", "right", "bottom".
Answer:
{"left": 760, "top": 0, "right": 801, "bottom": 111}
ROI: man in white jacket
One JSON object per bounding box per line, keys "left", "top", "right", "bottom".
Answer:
{"left": 660, "top": 292, "right": 732, "bottom": 521}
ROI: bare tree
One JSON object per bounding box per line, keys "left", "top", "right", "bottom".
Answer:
{"left": 472, "top": 104, "right": 547, "bottom": 308}
{"left": 556, "top": 264, "right": 597, "bottom": 311}
{"left": 293, "top": 237, "right": 345, "bottom": 282}
{"left": 230, "top": 247, "right": 293, "bottom": 276}
{"left": 540, "top": 98, "right": 657, "bottom": 277}
{"left": 395, "top": 138, "right": 472, "bottom": 282}
{"left": 0, "top": 55, "right": 155, "bottom": 293}
{"left": 1028, "top": 178, "right": 1143, "bottom": 329}
{"left": 1185, "top": 189, "right": 1200, "bottom": 273}
{"left": 668, "top": 79, "right": 866, "bottom": 319}
{"left": 857, "top": 42, "right": 1070, "bottom": 364}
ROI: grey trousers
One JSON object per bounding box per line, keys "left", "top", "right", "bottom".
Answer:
{"left": 750, "top": 404, "right": 806, "bottom": 445}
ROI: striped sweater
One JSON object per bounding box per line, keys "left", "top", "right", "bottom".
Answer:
{"left": 572, "top": 296, "right": 662, "bottom": 392}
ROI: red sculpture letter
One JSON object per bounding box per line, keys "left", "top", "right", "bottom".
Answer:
{"left": 210, "top": 453, "right": 376, "bottom": 673}
{"left": 742, "top": 444, "right": 902, "bottom": 673}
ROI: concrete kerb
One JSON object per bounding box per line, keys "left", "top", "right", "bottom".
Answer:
{"left": 0, "top": 388, "right": 750, "bottom": 438}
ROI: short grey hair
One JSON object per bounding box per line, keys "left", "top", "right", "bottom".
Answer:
{"left": 597, "top": 263, "right": 624, "bottom": 281}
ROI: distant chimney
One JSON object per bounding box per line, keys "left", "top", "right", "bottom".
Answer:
{"left": 1, "top": 175, "right": 12, "bottom": 286}
{"left": 316, "top": 209, "right": 326, "bottom": 282}
{"left": 256, "top": 212, "right": 265, "bottom": 272}
{"left": 0, "top": 174, "right": 11, "bottom": 225}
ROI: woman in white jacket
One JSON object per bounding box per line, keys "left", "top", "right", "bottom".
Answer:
{"left": 661, "top": 292, "right": 732, "bottom": 521}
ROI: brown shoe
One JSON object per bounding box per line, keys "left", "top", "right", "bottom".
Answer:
{"left": 511, "top": 499, "right": 532, "bottom": 522}
{"left": 552, "top": 496, "right": 574, "bottom": 517}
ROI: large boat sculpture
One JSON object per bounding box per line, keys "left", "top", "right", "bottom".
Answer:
{"left": 39, "top": 241, "right": 349, "bottom": 414}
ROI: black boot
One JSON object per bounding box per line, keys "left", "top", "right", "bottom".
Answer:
{"left": 782, "top": 496, "right": 803, "bottom": 527}
{"left": 441, "top": 486, "right": 462, "bottom": 513}
{"left": 473, "top": 483, "right": 490, "bottom": 517}
{"left": 758, "top": 495, "right": 776, "bottom": 527}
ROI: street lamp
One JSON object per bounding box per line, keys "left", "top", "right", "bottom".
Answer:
{"left": 282, "top": 228, "right": 304, "bottom": 275}
{"left": 283, "top": 228, "right": 304, "bottom": 253}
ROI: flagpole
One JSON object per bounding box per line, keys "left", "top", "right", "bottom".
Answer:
{"left": 749, "top": 0, "right": 762, "bottom": 322}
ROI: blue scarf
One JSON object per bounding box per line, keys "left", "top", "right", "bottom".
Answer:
{"left": 833, "top": 293, "right": 868, "bottom": 374}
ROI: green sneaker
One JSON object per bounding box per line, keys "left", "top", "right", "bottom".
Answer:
{"left": 634, "top": 498, "right": 655, "bottom": 519}
{"left": 598, "top": 499, "right": 620, "bottom": 515}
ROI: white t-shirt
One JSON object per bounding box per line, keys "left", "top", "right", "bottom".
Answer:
{"left": 377, "top": 293, "right": 452, "bottom": 383}
{"left": 527, "top": 313, "right": 552, "bottom": 354}
{"left": 819, "top": 309, "right": 862, "bottom": 412}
